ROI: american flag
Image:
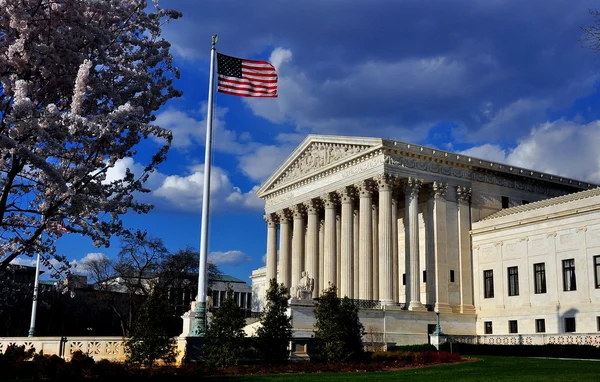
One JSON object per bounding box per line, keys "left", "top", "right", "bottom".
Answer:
{"left": 217, "top": 53, "right": 278, "bottom": 98}
{"left": 49, "top": 219, "right": 68, "bottom": 233}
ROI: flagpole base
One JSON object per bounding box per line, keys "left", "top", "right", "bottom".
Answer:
{"left": 189, "top": 302, "right": 207, "bottom": 337}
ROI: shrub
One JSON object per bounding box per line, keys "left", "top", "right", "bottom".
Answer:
{"left": 256, "top": 278, "right": 292, "bottom": 365}
{"left": 313, "top": 284, "right": 365, "bottom": 364}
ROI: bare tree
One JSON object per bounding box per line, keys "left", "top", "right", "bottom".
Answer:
{"left": 581, "top": 9, "right": 600, "bottom": 52}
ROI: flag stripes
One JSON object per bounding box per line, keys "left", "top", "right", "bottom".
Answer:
{"left": 217, "top": 53, "right": 278, "bottom": 98}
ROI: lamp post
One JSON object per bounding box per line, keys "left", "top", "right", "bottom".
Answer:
{"left": 433, "top": 310, "right": 444, "bottom": 335}
{"left": 28, "top": 252, "right": 41, "bottom": 337}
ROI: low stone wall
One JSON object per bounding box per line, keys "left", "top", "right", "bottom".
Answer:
{"left": 0, "top": 337, "right": 188, "bottom": 364}
{"left": 440, "top": 333, "right": 600, "bottom": 347}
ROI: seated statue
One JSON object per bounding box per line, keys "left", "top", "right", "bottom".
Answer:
{"left": 294, "top": 271, "right": 314, "bottom": 300}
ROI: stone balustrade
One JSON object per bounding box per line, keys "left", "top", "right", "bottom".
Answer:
{"left": 0, "top": 336, "right": 187, "bottom": 364}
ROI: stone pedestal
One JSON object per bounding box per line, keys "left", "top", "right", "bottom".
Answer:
{"left": 429, "top": 334, "right": 448, "bottom": 351}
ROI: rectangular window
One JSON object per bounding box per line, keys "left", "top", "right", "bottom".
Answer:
{"left": 484, "top": 270, "right": 494, "bottom": 298}
{"left": 450, "top": 270, "right": 455, "bottom": 283}
{"left": 219, "top": 291, "right": 226, "bottom": 305}
{"left": 565, "top": 317, "right": 576, "bottom": 332}
{"left": 509, "top": 320, "right": 518, "bottom": 334}
{"left": 402, "top": 273, "right": 406, "bottom": 286}
{"left": 562, "top": 259, "right": 576, "bottom": 291}
{"left": 501, "top": 196, "right": 509, "bottom": 208}
{"left": 536, "top": 319, "right": 546, "bottom": 333}
{"left": 594, "top": 256, "right": 600, "bottom": 289}
{"left": 247, "top": 293, "right": 252, "bottom": 309}
{"left": 234, "top": 292, "right": 240, "bottom": 306}
{"left": 597, "top": 317, "right": 600, "bottom": 332}
{"left": 508, "top": 266, "right": 519, "bottom": 296}
{"left": 423, "top": 270, "right": 427, "bottom": 283}
{"left": 485, "top": 321, "right": 493, "bottom": 334}
{"left": 212, "top": 290, "right": 219, "bottom": 307}
{"left": 534, "top": 263, "right": 547, "bottom": 294}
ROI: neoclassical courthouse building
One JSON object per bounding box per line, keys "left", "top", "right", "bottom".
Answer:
{"left": 249, "top": 134, "right": 600, "bottom": 346}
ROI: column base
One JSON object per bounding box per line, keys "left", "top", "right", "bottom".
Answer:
{"left": 434, "top": 302, "right": 453, "bottom": 314}
{"left": 460, "top": 304, "right": 476, "bottom": 314}
{"left": 380, "top": 298, "right": 394, "bottom": 306}
{"left": 408, "top": 301, "right": 427, "bottom": 312}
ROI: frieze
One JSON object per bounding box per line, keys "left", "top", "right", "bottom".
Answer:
{"left": 273, "top": 143, "right": 370, "bottom": 188}
{"left": 384, "top": 155, "right": 565, "bottom": 197}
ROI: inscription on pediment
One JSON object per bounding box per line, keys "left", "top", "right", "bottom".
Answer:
{"left": 273, "top": 143, "right": 370, "bottom": 188}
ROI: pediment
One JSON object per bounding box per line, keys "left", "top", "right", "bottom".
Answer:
{"left": 257, "top": 135, "right": 383, "bottom": 197}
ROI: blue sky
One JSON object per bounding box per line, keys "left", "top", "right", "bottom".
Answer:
{"left": 21, "top": 0, "right": 600, "bottom": 285}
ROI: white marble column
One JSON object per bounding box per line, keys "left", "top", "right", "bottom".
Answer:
{"left": 277, "top": 209, "right": 292, "bottom": 291}
{"left": 377, "top": 174, "right": 394, "bottom": 305}
{"left": 356, "top": 180, "right": 374, "bottom": 300}
{"left": 304, "top": 199, "right": 320, "bottom": 298}
{"left": 336, "top": 214, "right": 341, "bottom": 289}
{"left": 338, "top": 186, "right": 355, "bottom": 298}
{"left": 431, "top": 182, "right": 452, "bottom": 313}
{"left": 265, "top": 213, "right": 279, "bottom": 283}
{"left": 405, "top": 177, "right": 425, "bottom": 311}
{"left": 457, "top": 186, "right": 475, "bottom": 314}
{"left": 353, "top": 208, "right": 360, "bottom": 298}
{"left": 321, "top": 193, "right": 338, "bottom": 290}
{"left": 319, "top": 219, "right": 325, "bottom": 296}
{"left": 291, "top": 204, "right": 306, "bottom": 289}
{"left": 392, "top": 198, "right": 399, "bottom": 303}
{"left": 372, "top": 202, "right": 379, "bottom": 300}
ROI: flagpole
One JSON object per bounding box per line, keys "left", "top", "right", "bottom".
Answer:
{"left": 28, "top": 251, "right": 41, "bottom": 337}
{"left": 191, "top": 34, "right": 218, "bottom": 337}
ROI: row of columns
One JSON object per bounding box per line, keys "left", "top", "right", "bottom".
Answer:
{"left": 264, "top": 175, "right": 474, "bottom": 312}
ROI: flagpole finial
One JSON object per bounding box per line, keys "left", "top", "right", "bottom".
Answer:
{"left": 212, "top": 35, "right": 218, "bottom": 47}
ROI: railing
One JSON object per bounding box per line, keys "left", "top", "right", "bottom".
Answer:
{"left": 0, "top": 336, "right": 187, "bottom": 364}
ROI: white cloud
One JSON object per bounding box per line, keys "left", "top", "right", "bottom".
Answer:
{"left": 461, "top": 119, "right": 600, "bottom": 184}
{"left": 208, "top": 250, "right": 251, "bottom": 265}
{"left": 69, "top": 252, "right": 109, "bottom": 275}
{"left": 152, "top": 164, "right": 264, "bottom": 213}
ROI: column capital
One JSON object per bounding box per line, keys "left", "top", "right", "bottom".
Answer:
{"left": 320, "top": 192, "right": 339, "bottom": 208}
{"left": 264, "top": 213, "right": 279, "bottom": 227}
{"left": 276, "top": 208, "right": 293, "bottom": 223}
{"left": 375, "top": 173, "right": 396, "bottom": 191}
{"left": 336, "top": 186, "right": 356, "bottom": 203}
{"left": 303, "top": 198, "right": 322, "bottom": 214}
{"left": 404, "top": 177, "right": 422, "bottom": 198}
{"left": 457, "top": 185, "right": 472, "bottom": 204}
{"left": 429, "top": 181, "right": 448, "bottom": 200}
{"left": 291, "top": 203, "right": 307, "bottom": 218}
{"left": 355, "top": 179, "right": 376, "bottom": 197}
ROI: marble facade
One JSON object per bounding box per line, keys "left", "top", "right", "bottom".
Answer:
{"left": 251, "top": 134, "right": 596, "bottom": 343}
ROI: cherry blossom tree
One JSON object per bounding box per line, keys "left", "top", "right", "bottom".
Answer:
{"left": 0, "top": 0, "right": 182, "bottom": 274}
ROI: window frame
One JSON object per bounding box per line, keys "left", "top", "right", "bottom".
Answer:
{"left": 509, "top": 320, "right": 518, "bottom": 334}
{"left": 562, "top": 259, "right": 577, "bottom": 291}
{"left": 534, "top": 262, "right": 547, "bottom": 294}
{"left": 535, "top": 319, "right": 546, "bottom": 333}
{"left": 594, "top": 255, "right": 600, "bottom": 289}
{"left": 484, "top": 321, "right": 493, "bottom": 334}
{"left": 565, "top": 317, "right": 576, "bottom": 333}
{"left": 507, "top": 266, "right": 519, "bottom": 296}
{"left": 484, "top": 269, "right": 494, "bottom": 298}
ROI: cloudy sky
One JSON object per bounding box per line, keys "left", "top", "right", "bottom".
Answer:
{"left": 23, "top": 0, "right": 600, "bottom": 286}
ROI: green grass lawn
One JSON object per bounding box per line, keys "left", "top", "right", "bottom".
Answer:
{"left": 204, "top": 356, "right": 600, "bottom": 381}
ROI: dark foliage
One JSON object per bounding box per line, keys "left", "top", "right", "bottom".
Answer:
{"left": 0, "top": 344, "right": 464, "bottom": 380}
{"left": 440, "top": 342, "right": 600, "bottom": 359}
{"left": 256, "top": 278, "right": 292, "bottom": 365}
{"left": 124, "top": 289, "right": 178, "bottom": 367}
{"left": 313, "top": 284, "right": 365, "bottom": 364}
{"left": 203, "top": 284, "right": 247, "bottom": 367}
